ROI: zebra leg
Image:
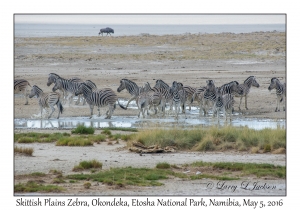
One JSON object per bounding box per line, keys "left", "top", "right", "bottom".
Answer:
{"left": 283, "top": 95, "right": 286, "bottom": 111}
{"left": 275, "top": 95, "right": 280, "bottom": 112}
{"left": 245, "top": 96, "right": 248, "bottom": 110}
{"left": 48, "top": 104, "right": 55, "bottom": 119}
{"left": 89, "top": 104, "right": 94, "bottom": 118}
{"left": 24, "top": 92, "right": 29, "bottom": 105}
{"left": 238, "top": 97, "right": 243, "bottom": 111}
{"left": 125, "top": 96, "right": 136, "bottom": 109}
{"left": 105, "top": 105, "right": 114, "bottom": 119}
{"left": 97, "top": 106, "right": 101, "bottom": 117}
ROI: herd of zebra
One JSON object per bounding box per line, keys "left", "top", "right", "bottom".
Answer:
{"left": 14, "top": 73, "right": 286, "bottom": 121}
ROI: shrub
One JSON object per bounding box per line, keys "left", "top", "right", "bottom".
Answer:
{"left": 156, "top": 162, "right": 171, "bottom": 169}
{"left": 71, "top": 125, "right": 95, "bottom": 134}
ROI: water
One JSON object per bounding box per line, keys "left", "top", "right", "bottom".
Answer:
{"left": 14, "top": 116, "right": 285, "bottom": 130}
{"left": 14, "top": 24, "right": 285, "bottom": 37}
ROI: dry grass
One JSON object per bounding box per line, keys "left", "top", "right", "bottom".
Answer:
{"left": 14, "top": 146, "right": 34, "bottom": 156}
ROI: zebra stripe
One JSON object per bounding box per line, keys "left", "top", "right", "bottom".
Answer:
{"left": 234, "top": 76, "right": 260, "bottom": 110}
{"left": 14, "top": 79, "right": 31, "bottom": 105}
{"left": 76, "top": 83, "right": 126, "bottom": 119}
{"left": 28, "top": 85, "right": 63, "bottom": 119}
{"left": 268, "top": 77, "right": 286, "bottom": 112}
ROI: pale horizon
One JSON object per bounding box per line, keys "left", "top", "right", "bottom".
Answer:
{"left": 14, "top": 14, "right": 286, "bottom": 25}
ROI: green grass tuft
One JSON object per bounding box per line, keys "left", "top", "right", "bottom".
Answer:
{"left": 73, "top": 160, "right": 103, "bottom": 171}
{"left": 14, "top": 181, "right": 64, "bottom": 193}
{"left": 71, "top": 125, "right": 95, "bottom": 134}
{"left": 156, "top": 162, "right": 171, "bottom": 169}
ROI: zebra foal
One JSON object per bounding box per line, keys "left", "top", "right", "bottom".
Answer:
{"left": 170, "top": 81, "right": 186, "bottom": 119}
{"left": 268, "top": 77, "right": 286, "bottom": 112}
{"left": 14, "top": 79, "right": 31, "bottom": 105}
{"left": 202, "top": 80, "right": 217, "bottom": 116}
{"left": 28, "top": 85, "right": 63, "bottom": 119}
{"left": 75, "top": 83, "right": 126, "bottom": 119}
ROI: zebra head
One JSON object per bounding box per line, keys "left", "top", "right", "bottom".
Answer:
{"left": 52, "top": 78, "right": 63, "bottom": 92}
{"left": 215, "top": 87, "right": 223, "bottom": 101}
{"left": 154, "top": 79, "right": 169, "bottom": 89}
{"left": 117, "top": 79, "right": 127, "bottom": 92}
{"left": 29, "top": 85, "right": 43, "bottom": 98}
{"left": 251, "top": 76, "right": 260, "bottom": 88}
{"left": 268, "top": 77, "right": 279, "bottom": 91}
{"left": 47, "top": 73, "right": 60, "bottom": 86}
{"left": 206, "top": 80, "right": 216, "bottom": 91}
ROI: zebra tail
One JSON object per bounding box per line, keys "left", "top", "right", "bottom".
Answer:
{"left": 117, "top": 99, "right": 127, "bottom": 110}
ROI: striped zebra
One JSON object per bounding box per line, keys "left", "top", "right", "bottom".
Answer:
{"left": 213, "top": 87, "right": 235, "bottom": 121}
{"left": 183, "top": 85, "right": 197, "bottom": 112}
{"left": 191, "top": 86, "right": 206, "bottom": 115}
{"left": 234, "top": 76, "right": 260, "bottom": 110}
{"left": 202, "top": 80, "right": 217, "bottom": 116}
{"left": 268, "top": 77, "right": 286, "bottom": 112}
{"left": 154, "top": 79, "right": 174, "bottom": 112}
{"left": 75, "top": 83, "right": 126, "bottom": 119}
{"left": 170, "top": 81, "right": 186, "bottom": 119}
{"left": 117, "top": 79, "right": 143, "bottom": 109}
{"left": 14, "top": 79, "right": 31, "bottom": 105}
{"left": 28, "top": 85, "right": 63, "bottom": 119}
{"left": 47, "top": 73, "right": 83, "bottom": 105}
{"left": 52, "top": 77, "right": 84, "bottom": 106}
{"left": 136, "top": 82, "right": 164, "bottom": 117}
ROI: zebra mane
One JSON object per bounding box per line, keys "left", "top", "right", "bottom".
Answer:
{"left": 244, "top": 76, "right": 255, "bottom": 83}
{"left": 32, "top": 85, "right": 43, "bottom": 93}
{"left": 49, "top": 73, "right": 61, "bottom": 78}
{"left": 121, "top": 79, "right": 138, "bottom": 87}
{"left": 156, "top": 79, "right": 170, "bottom": 88}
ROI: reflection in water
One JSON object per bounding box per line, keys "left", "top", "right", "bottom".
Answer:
{"left": 14, "top": 115, "right": 286, "bottom": 130}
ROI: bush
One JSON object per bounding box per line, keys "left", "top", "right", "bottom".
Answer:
{"left": 71, "top": 125, "right": 95, "bottom": 134}
{"left": 156, "top": 162, "right": 171, "bottom": 169}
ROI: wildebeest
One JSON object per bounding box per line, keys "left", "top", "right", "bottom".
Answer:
{"left": 98, "top": 27, "right": 114, "bottom": 36}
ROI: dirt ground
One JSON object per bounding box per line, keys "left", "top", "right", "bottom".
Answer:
{"left": 14, "top": 32, "right": 286, "bottom": 195}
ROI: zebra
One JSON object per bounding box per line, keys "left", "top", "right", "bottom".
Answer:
{"left": 14, "top": 79, "right": 31, "bottom": 105}
{"left": 136, "top": 82, "right": 165, "bottom": 117}
{"left": 213, "top": 87, "right": 235, "bottom": 121}
{"left": 154, "top": 79, "right": 174, "bottom": 112}
{"left": 191, "top": 86, "right": 207, "bottom": 115}
{"left": 170, "top": 81, "right": 186, "bottom": 119}
{"left": 75, "top": 83, "right": 126, "bottom": 119}
{"left": 183, "top": 85, "right": 197, "bottom": 112}
{"left": 117, "top": 79, "right": 143, "bottom": 109}
{"left": 28, "top": 85, "right": 63, "bottom": 119}
{"left": 47, "top": 73, "right": 84, "bottom": 104}
{"left": 234, "top": 76, "right": 260, "bottom": 110}
{"left": 268, "top": 77, "right": 286, "bottom": 112}
{"left": 136, "top": 91, "right": 163, "bottom": 118}
{"left": 202, "top": 80, "right": 217, "bottom": 116}
{"left": 52, "top": 78, "right": 84, "bottom": 106}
